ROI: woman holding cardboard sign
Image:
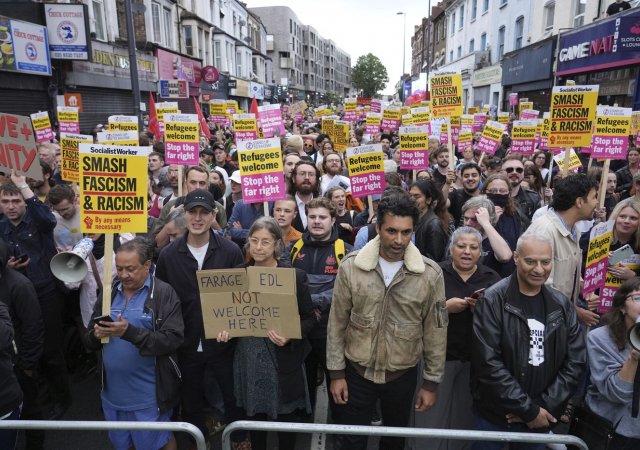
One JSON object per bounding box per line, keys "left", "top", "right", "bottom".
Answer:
{"left": 217, "top": 217, "right": 314, "bottom": 450}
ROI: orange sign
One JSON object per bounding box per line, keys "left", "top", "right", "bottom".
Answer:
{"left": 64, "top": 93, "right": 83, "bottom": 112}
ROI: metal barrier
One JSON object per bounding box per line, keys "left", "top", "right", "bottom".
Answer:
{"left": 222, "top": 421, "right": 589, "bottom": 450}
{"left": 0, "top": 420, "right": 207, "bottom": 450}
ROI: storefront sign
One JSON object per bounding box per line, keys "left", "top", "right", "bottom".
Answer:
{"left": 156, "top": 48, "right": 201, "bottom": 96}
{"left": 472, "top": 65, "right": 502, "bottom": 87}
{"left": 44, "top": 3, "right": 89, "bottom": 60}
{"left": 502, "top": 39, "right": 554, "bottom": 86}
{"left": 72, "top": 41, "right": 157, "bottom": 82}
{"left": 346, "top": 144, "right": 386, "bottom": 198}
{"left": 557, "top": 12, "right": 640, "bottom": 75}
{"left": 159, "top": 79, "right": 189, "bottom": 98}
{"left": 79, "top": 143, "right": 150, "bottom": 233}
{"left": 0, "top": 16, "right": 51, "bottom": 76}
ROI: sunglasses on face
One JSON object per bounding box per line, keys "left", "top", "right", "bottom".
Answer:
{"left": 504, "top": 167, "right": 524, "bottom": 174}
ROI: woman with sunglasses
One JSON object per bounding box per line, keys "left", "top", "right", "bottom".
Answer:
{"left": 216, "top": 217, "right": 314, "bottom": 450}
{"left": 584, "top": 277, "right": 640, "bottom": 449}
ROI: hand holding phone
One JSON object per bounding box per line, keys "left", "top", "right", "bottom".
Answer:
{"left": 470, "top": 288, "right": 486, "bottom": 299}
{"left": 94, "top": 314, "right": 113, "bottom": 325}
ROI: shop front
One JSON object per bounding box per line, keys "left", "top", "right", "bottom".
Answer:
{"left": 556, "top": 9, "right": 640, "bottom": 109}
{"left": 156, "top": 48, "right": 202, "bottom": 114}
{"left": 228, "top": 78, "right": 265, "bottom": 110}
{"left": 501, "top": 37, "right": 555, "bottom": 112}
{"left": 472, "top": 64, "right": 502, "bottom": 111}
{"left": 66, "top": 41, "right": 157, "bottom": 131}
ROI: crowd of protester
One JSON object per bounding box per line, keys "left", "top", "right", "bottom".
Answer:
{"left": 0, "top": 106, "right": 639, "bottom": 450}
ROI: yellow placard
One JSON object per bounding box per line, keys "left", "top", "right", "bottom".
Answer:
{"left": 411, "top": 107, "right": 430, "bottom": 125}
{"left": 233, "top": 115, "right": 258, "bottom": 132}
{"left": 399, "top": 126, "right": 429, "bottom": 151}
{"left": 97, "top": 131, "right": 139, "bottom": 146}
{"left": 382, "top": 106, "right": 401, "bottom": 121}
{"left": 238, "top": 148, "right": 283, "bottom": 176}
{"left": 347, "top": 150, "right": 384, "bottom": 176}
{"left": 594, "top": 108, "right": 631, "bottom": 137}
{"left": 164, "top": 121, "right": 199, "bottom": 143}
{"left": 481, "top": 122, "right": 504, "bottom": 141}
{"left": 57, "top": 107, "right": 79, "bottom": 123}
{"left": 322, "top": 117, "right": 336, "bottom": 141}
{"left": 548, "top": 85, "right": 599, "bottom": 148}
{"left": 631, "top": 111, "right": 640, "bottom": 136}
{"left": 586, "top": 230, "right": 613, "bottom": 267}
{"left": 553, "top": 148, "right": 583, "bottom": 171}
{"left": 511, "top": 123, "right": 537, "bottom": 140}
{"left": 333, "top": 120, "right": 350, "bottom": 152}
{"left": 366, "top": 114, "right": 382, "bottom": 126}
{"left": 156, "top": 103, "right": 179, "bottom": 122}
{"left": 458, "top": 131, "right": 473, "bottom": 146}
{"left": 226, "top": 100, "right": 239, "bottom": 112}
{"left": 31, "top": 112, "right": 51, "bottom": 131}
{"left": 79, "top": 143, "right": 150, "bottom": 233}
{"left": 429, "top": 72, "right": 463, "bottom": 117}
{"left": 60, "top": 133, "right": 93, "bottom": 183}
{"left": 344, "top": 98, "right": 357, "bottom": 111}
{"left": 519, "top": 101, "right": 533, "bottom": 118}
{"left": 402, "top": 114, "right": 414, "bottom": 125}
{"left": 108, "top": 115, "right": 139, "bottom": 132}
{"left": 461, "top": 114, "right": 474, "bottom": 126}
{"left": 467, "top": 107, "right": 479, "bottom": 115}
{"left": 498, "top": 112, "right": 510, "bottom": 124}
{"left": 210, "top": 100, "right": 227, "bottom": 116}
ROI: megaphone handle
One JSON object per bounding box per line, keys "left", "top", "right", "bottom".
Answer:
{"left": 100, "top": 234, "right": 115, "bottom": 344}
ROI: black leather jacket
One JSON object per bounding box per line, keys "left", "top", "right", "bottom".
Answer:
{"left": 471, "top": 275, "right": 585, "bottom": 425}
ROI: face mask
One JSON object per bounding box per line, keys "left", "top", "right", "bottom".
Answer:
{"left": 486, "top": 193, "right": 509, "bottom": 208}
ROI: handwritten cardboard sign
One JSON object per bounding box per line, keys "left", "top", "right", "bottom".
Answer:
{"left": 0, "top": 113, "right": 42, "bottom": 180}
{"left": 198, "top": 267, "right": 301, "bottom": 339}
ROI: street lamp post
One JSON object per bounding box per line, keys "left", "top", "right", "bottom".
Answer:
{"left": 397, "top": 11, "right": 406, "bottom": 102}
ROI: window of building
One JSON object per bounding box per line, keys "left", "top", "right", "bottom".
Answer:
{"left": 214, "top": 40, "right": 222, "bottom": 69}
{"left": 500, "top": 0, "right": 508, "bottom": 7}
{"left": 91, "top": 0, "right": 107, "bottom": 41}
{"left": 152, "top": 2, "right": 162, "bottom": 43}
{"left": 469, "top": 38, "right": 475, "bottom": 53}
{"left": 472, "top": 0, "right": 477, "bottom": 19}
{"left": 451, "top": 12, "right": 456, "bottom": 35}
{"left": 457, "top": 45, "right": 462, "bottom": 59}
{"left": 449, "top": 50, "right": 453, "bottom": 62}
{"left": 459, "top": 5, "right": 464, "bottom": 29}
{"left": 183, "top": 25, "right": 193, "bottom": 55}
{"left": 480, "top": 32, "right": 486, "bottom": 51}
{"left": 544, "top": 1, "right": 555, "bottom": 31}
{"left": 236, "top": 51, "right": 242, "bottom": 77}
{"left": 514, "top": 16, "right": 524, "bottom": 49}
{"left": 163, "top": 8, "right": 172, "bottom": 48}
{"left": 483, "top": 0, "right": 489, "bottom": 13}
{"left": 498, "top": 26, "right": 505, "bottom": 59}
{"left": 574, "top": 0, "right": 586, "bottom": 27}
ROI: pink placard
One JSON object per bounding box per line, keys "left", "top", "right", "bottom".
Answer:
{"left": 509, "top": 93, "right": 519, "bottom": 106}
{"left": 381, "top": 118, "right": 399, "bottom": 131}
{"left": 235, "top": 130, "right": 258, "bottom": 142}
{"left": 59, "top": 121, "right": 80, "bottom": 134}
{"left": 344, "top": 110, "right": 358, "bottom": 122}
{"left": 510, "top": 138, "right": 536, "bottom": 155}
{"left": 591, "top": 135, "right": 628, "bottom": 159}
{"left": 370, "top": 101, "right": 381, "bottom": 113}
{"left": 241, "top": 172, "right": 286, "bottom": 203}
{"left": 400, "top": 150, "right": 429, "bottom": 170}
{"left": 258, "top": 104, "right": 286, "bottom": 138}
{"left": 365, "top": 124, "right": 380, "bottom": 134}
{"left": 34, "top": 126, "right": 55, "bottom": 142}
{"left": 350, "top": 171, "right": 385, "bottom": 197}
{"left": 583, "top": 259, "right": 608, "bottom": 296}
{"left": 165, "top": 141, "right": 199, "bottom": 165}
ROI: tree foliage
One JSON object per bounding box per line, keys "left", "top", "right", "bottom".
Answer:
{"left": 351, "top": 53, "right": 389, "bottom": 98}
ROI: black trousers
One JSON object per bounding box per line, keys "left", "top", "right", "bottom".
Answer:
{"left": 15, "top": 367, "right": 44, "bottom": 450}
{"left": 178, "top": 349, "right": 246, "bottom": 442}
{"left": 334, "top": 363, "right": 418, "bottom": 450}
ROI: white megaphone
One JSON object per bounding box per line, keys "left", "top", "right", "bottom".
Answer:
{"left": 629, "top": 317, "right": 640, "bottom": 353}
{"left": 50, "top": 238, "right": 94, "bottom": 283}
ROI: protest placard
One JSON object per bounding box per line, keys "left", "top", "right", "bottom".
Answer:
{"left": 365, "top": 113, "right": 382, "bottom": 135}
{"left": 450, "top": 115, "right": 461, "bottom": 146}
{"left": 539, "top": 112, "right": 551, "bottom": 150}
{"left": 79, "top": 143, "right": 150, "bottom": 233}
{"left": 590, "top": 106, "right": 632, "bottom": 159}
{"left": 548, "top": 85, "right": 599, "bottom": 148}
{"left": 258, "top": 104, "right": 286, "bottom": 138}
{"left": 467, "top": 106, "right": 479, "bottom": 114}
{"left": 226, "top": 100, "right": 239, "bottom": 115}
{"left": 164, "top": 113, "right": 200, "bottom": 165}
{"left": 553, "top": 148, "right": 582, "bottom": 172}
{"left": 237, "top": 137, "right": 286, "bottom": 204}
{"left": 411, "top": 107, "right": 430, "bottom": 126}
{"left": 57, "top": 106, "right": 79, "bottom": 133}
{"left": 476, "top": 121, "right": 505, "bottom": 155}
{"left": 497, "top": 112, "right": 510, "bottom": 125}
{"left": 0, "top": 113, "right": 43, "bottom": 180}
{"left": 458, "top": 129, "right": 473, "bottom": 148}
{"left": 233, "top": 114, "right": 258, "bottom": 143}
{"left": 198, "top": 267, "right": 301, "bottom": 339}
{"left": 582, "top": 220, "right": 613, "bottom": 296}
{"left": 520, "top": 109, "right": 540, "bottom": 120}
{"left": 333, "top": 120, "right": 350, "bottom": 152}
{"left": 370, "top": 100, "right": 382, "bottom": 113}
{"left": 429, "top": 72, "right": 463, "bottom": 117}
{"left": 344, "top": 98, "right": 358, "bottom": 122}
{"left": 430, "top": 117, "right": 447, "bottom": 141}
{"left": 510, "top": 121, "right": 538, "bottom": 156}
{"left": 60, "top": 133, "right": 92, "bottom": 183}
{"left": 600, "top": 255, "right": 640, "bottom": 314}
{"left": 322, "top": 117, "right": 336, "bottom": 141}
{"left": 30, "top": 111, "right": 55, "bottom": 143}
{"left": 381, "top": 106, "right": 401, "bottom": 131}
{"left": 509, "top": 93, "right": 519, "bottom": 107}
{"left": 399, "top": 126, "right": 429, "bottom": 170}
{"left": 631, "top": 111, "right": 640, "bottom": 137}
{"left": 97, "top": 131, "right": 139, "bottom": 146}
{"left": 108, "top": 115, "right": 139, "bottom": 132}
{"left": 156, "top": 102, "right": 179, "bottom": 135}
{"left": 439, "top": 121, "right": 450, "bottom": 145}
{"left": 208, "top": 99, "right": 229, "bottom": 126}
{"left": 346, "top": 144, "right": 386, "bottom": 198}
{"left": 472, "top": 113, "right": 487, "bottom": 133}
{"left": 401, "top": 114, "right": 414, "bottom": 126}
{"left": 288, "top": 100, "right": 308, "bottom": 117}
{"left": 519, "top": 100, "right": 533, "bottom": 118}
{"left": 315, "top": 105, "right": 331, "bottom": 117}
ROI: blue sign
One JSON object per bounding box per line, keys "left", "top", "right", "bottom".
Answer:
{"left": 557, "top": 12, "right": 640, "bottom": 76}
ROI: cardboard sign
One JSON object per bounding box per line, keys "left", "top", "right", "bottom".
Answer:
{"left": 108, "top": 115, "right": 139, "bottom": 132}
{"left": 553, "top": 148, "right": 582, "bottom": 172}
{"left": 365, "top": 113, "right": 381, "bottom": 135}
{"left": 237, "top": 138, "right": 286, "bottom": 204}
{"left": 258, "top": 104, "right": 286, "bottom": 138}
{"left": 233, "top": 114, "right": 258, "bottom": 143}
{"left": 548, "top": 85, "right": 599, "bottom": 148}
{"left": 288, "top": 100, "right": 308, "bottom": 117}
{"left": 198, "top": 267, "right": 301, "bottom": 339}
{"left": 57, "top": 106, "right": 79, "bottom": 133}
{"left": 582, "top": 220, "right": 614, "bottom": 296}
{"left": 333, "top": 120, "right": 350, "bottom": 152}
{"left": 346, "top": 144, "right": 386, "bottom": 198}
{"left": 0, "top": 113, "right": 42, "bottom": 180}
{"left": 476, "top": 121, "right": 505, "bottom": 155}
{"left": 164, "top": 113, "right": 200, "bottom": 165}
{"left": 429, "top": 72, "right": 463, "bottom": 117}
{"left": 510, "top": 121, "right": 538, "bottom": 156}
{"left": 96, "top": 130, "right": 139, "bottom": 146}
{"left": 381, "top": 106, "right": 401, "bottom": 131}
{"left": 60, "top": 132, "right": 92, "bottom": 183}
{"left": 399, "top": 126, "right": 429, "bottom": 170}
{"left": 79, "top": 143, "right": 150, "bottom": 233}
{"left": 30, "top": 111, "right": 55, "bottom": 142}
{"left": 590, "top": 106, "right": 632, "bottom": 160}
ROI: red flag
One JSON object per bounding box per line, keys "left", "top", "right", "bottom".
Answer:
{"left": 250, "top": 95, "right": 259, "bottom": 117}
{"left": 193, "top": 96, "right": 211, "bottom": 140}
{"left": 148, "top": 93, "right": 160, "bottom": 141}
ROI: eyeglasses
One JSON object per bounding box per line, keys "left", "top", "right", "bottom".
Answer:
{"left": 486, "top": 189, "right": 510, "bottom": 195}
{"left": 304, "top": 144, "right": 313, "bottom": 148}
{"left": 626, "top": 294, "right": 640, "bottom": 303}
{"left": 504, "top": 167, "right": 524, "bottom": 174}
{"left": 248, "top": 237, "right": 275, "bottom": 247}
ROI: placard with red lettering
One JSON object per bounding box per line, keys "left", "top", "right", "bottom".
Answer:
{"left": 0, "top": 113, "right": 42, "bottom": 180}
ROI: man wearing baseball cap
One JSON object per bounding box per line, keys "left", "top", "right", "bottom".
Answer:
{"left": 155, "top": 189, "right": 247, "bottom": 448}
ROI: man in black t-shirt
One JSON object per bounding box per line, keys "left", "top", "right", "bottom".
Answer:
{"left": 607, "top": 0, "right": 631, "bottom": 16}
{"left": 471, "top": 234, "right": 585, "bottom": 449}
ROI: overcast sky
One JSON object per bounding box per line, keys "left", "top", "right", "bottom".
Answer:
{"left": 247, "top": 0, "right": 433, "bottom": 95}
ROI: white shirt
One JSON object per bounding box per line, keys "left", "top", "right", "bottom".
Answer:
{"left": 320, "top": 174, "right": 351, "bottom": 195}
{"left": 187, "top": 243, "right": 208, "bottom": 270}
{"left": 378, "top": 257, "right": 403, "bottom": 287}
{"left": 295, "top": 193, "right": 308, "bottom": 229}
